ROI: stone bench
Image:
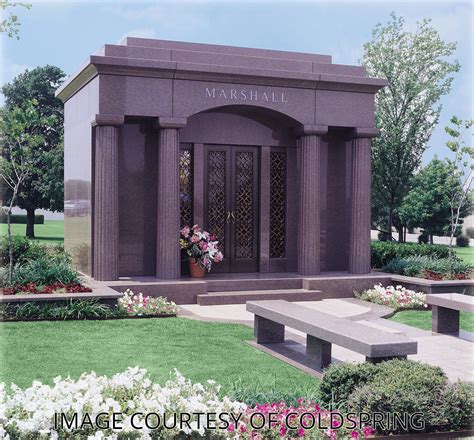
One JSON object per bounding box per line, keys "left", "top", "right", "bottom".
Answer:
{"left": 426, "top": 293, "right": 474, "bottom": 334}
{"left": 246, "top": 300, "right": 417, "bottom": 369}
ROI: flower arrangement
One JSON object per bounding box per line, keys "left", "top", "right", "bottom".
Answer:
{"left": 355, "top": 284, "right": 427, "bottom": 311}
{"left": 0, "top": 368, "right": 375, "bottom": 439}
{"left": 117, "top": 289, "right": 178, "bottom": 316}
{"left": 180, "top": 224, "right": 223, "bottom": 272}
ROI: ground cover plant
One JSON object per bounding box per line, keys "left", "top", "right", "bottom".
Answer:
{"left": 355, "top": 284, "right": 426, "bottom": 311}
{"left": 389, "top": 309, "right": 474, "bottom": 332}
{"left": 0, "top": 368, "right": 374, "bottom": 439}
{"left": 117, "top": 289, "right": 178, "bottom": 316}
{"left": 319, "top": 360, "right": 474, "bottom": 435}
{"left": 381, "top": 255, "right": 471, "bottom": 280}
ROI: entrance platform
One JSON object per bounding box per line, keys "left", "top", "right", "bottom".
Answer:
{"left": 89, "top": 272, "right": 392, "bottom": 305}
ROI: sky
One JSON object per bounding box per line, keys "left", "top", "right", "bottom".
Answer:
{"left": 1, "top": 0, "right": 473, "bottom": 164}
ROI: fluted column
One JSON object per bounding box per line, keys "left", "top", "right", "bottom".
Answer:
{"left": 92, "top": 114, "right": 124, "bottom": 281}
{"left": 156, "top": 117, "right": 187, "bottom": 279}
{"left": 349, "top": 128, "right": 378, "bottom": 274}
{"left": 296, "top": 125, "right": 327, "bottom": 276}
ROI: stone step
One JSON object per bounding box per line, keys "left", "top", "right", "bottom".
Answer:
{"left": 206, "top": 277, "right": 303, "bottom": 292}
{"left": 197, "top": 289, "right": 322, "bottom": 305}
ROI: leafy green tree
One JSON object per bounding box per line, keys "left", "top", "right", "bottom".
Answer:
{"left": 399, "top": 158, "right": 470, "bottom": 242}
{"left": 2, "top": 65, "right": 65, "bottom": 237}
{"left": 362, "top": 13, "right": 460, "bottom": 241}
{"left": 444, "top": 116, "right": 474, "bottom": 257}
{"left": 0, "top": 101, "right": 54, "bottom": 282}
{"left": 0, "top": 0, "right": 31, "bottom": 39}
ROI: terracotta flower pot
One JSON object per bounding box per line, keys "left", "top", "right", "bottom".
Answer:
{"left": 189, "top": 258, "right": 206, "bottom": 278}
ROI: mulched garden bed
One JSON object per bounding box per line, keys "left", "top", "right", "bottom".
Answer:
{"left": 1, "top": 282, "right": 92, "bottom": 295}
{"left": 0, "top": 313, "right": 177, "bottom": 322}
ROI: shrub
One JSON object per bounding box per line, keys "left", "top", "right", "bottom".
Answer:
{"left": 439, "top": 381, "right": 474, "bottom": 431}
{"left": 346, "top": 360, "right": 456, "bottom": 435}
{"left": 319, "top": 362, "right": 378, "bottom": 408}
{"left": 0, "top": 236, "right": 68, "bottom": 266}
{"left": 382, "top": 255, "right": 471, "bottom": 280}
{"left": 465, "top": 227, "right": 474, "bottom": 239}
{"left": 0, "top": 299, "right": 115, "bottom": 321}
{"left": 418, "top": 233, "right": 429, "bottom": 244}
{"left": 355, "top": 284, "right": 426, "bottom": 311}
{"left": 0, "top": 213, "right": 44, "bottom": 224}
{"left": 371, "top": 241, "right": 449, "bottom": 268}
{"left": 1, "top": 256, "right": 80, "bottom": 288}
{"left": 456, "top": 234, "right": 470, "bottom": 247}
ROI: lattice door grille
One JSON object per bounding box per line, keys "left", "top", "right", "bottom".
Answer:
{"left": 270, "top": 151, "right": 287, "bottom": 258}
{"left": 235, "top": 151, "right": 254, "bottom": 259}
{"left": 179, "top": 147, "right": 193, "bottom": 228}
{"left": 207, "top": 151, "right": 227, "bottom": 250}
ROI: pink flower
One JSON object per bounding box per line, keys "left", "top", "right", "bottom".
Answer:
{"left": 214, "top": 252, "right": 224, "bottom": 262}
{"left": 279, "top": 426, "right": 287, "bottom": 436}
{"left": 363, "top": 426, "right": 375, "bottom": 437}
{"left": 239, "top": 425, "right": 247, "bottom": 433}
{"left": 228, "top": 424, "right": 235, "bottom": 432}
{"left": 297, "top": 428, "right": 305, "bottom": 437}
{"left": 351, "top": 431, "right": 359, "bottom": 438}
{"left": 180, "top": 226, "right": 190, "bottom": 237}
{"left": 191, "top": 235, "right": 199, "bottom": 243}
{"left": 199, "top": 242, "right": 208, "bottom": 251}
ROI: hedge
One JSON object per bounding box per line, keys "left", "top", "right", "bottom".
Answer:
{"left": 371, "top": 241, "right": 450, "bottom": 268}
{"left": 0, "top": 213, "right": 44, "bottom": 225}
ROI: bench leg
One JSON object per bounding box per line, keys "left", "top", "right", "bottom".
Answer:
{"left": 254, "top": 315, "right": 285, "bottom": 344}
{"left": 366, "top": 355, "right": 407, "bottom": 364}
{"left": 432, "top": 306, "right": 459, "bottom": 333}
{"left": 306, "top": 335, "right": 332, "bottom": 370}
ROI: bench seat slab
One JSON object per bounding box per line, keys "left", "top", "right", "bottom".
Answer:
{"left": 306, "top": 335, "right": 332, "bottom": 370}
{"left": 255, "top": 315, "right": 285, "bottom": 344}
{"left": 432, "top": 306, "right": 460, "bottom": 333}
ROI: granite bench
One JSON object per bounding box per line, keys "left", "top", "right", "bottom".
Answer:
{"left": 426, "top": 293, "right": 474, "bottom": 334}
{"left": 246, "top": 300, "right": 417, "bottom": 369}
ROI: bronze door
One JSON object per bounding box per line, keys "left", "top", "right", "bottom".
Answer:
{"left": 204, "top": 145, "right": 259, "bottom": 272}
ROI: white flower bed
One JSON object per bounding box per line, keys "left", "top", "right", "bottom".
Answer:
{"left": 0, "top": 368, "right": 245, "bottom": 439}
{"left": 356, "top": 284, "right": 427, "bottom": 310}
{"left": 117, "top": 290, "right": 178, "bottom": 316}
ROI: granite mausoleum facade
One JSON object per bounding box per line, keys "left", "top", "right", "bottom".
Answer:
{"left": 57, "top": 38, "right": 386, "bottom": 281}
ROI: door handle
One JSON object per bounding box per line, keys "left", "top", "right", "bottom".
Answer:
{"left": 231, "top": 211, "right": 236, "bottom": 223}
{"left": 226, "top": 211, "right": 231, "bottom": 223}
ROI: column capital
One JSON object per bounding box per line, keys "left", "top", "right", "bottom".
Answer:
{"left": 91, "top": 114, "right": 124, "bottom": 127}
{"left": 155, "top": 116, "right": 187, "bottom": 129}
{"left": 350, "top": 127, "right": 380, "bottom": 139}
{"left": 294, "top": 124, "right": 328, "bottom": 138}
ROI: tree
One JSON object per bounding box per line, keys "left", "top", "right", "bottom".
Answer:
{"left": 0, "top": 101, "right": 54, "bottom": 282}
{"left": 362, "top": 13, "right": 460, "bottom": 241}
{"left": 444, "top": 116, "right": 474, "bottom": 257}
{"left": 0, "top": 0, "right": 31, "bottom": 39}
{"left": 399, "top": 158, "right": 470, "bottom": 242}
{"left": 2, "top": 65, "right": 65, "bottom": 237}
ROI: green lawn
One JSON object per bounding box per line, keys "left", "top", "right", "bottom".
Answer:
{"left": 0, "top": 219, "right": 64, "bottom": 244}
{"left": 389, "top": 309, "right": 474, "bottom": 332}
{"left": 453, "top": 246, "right": 474, "bottom": 266}
{"left": 0, "top": 318, "right": 319, "bottom": 394}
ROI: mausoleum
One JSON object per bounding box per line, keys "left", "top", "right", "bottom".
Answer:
{"left": 57, "top": 38, "right": 387, "bottom": 281}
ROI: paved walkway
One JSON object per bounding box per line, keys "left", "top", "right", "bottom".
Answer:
{"left": 180, "top": 299, "right": 474, "bottom": 382}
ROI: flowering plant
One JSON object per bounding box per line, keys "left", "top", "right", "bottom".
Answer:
{"left": 117, "top": 289, "right": 178, "bottom": 316}
{"left": 0, "top": 368, "right": 375, "bottom": 439}
{"left": 355, "top": 284, "right": 427, "bottom": 311}
{"left": 180, "top": 224, "right": 223, "bottom": 272}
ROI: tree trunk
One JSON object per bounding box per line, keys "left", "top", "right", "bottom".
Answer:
{"left": 397, "top": 225, "right": 404, "bottom": 243}
{"left": 26, "top": 208, "right": 35, "bottom": 238}
{"left": 430, "top": 235, "right": 434, "bottom": 245}
{"left": 7, "top": 210, "right": 13, "bottom": 285}
{"left": 387, "top": 207, "right": 393, "bottom": 241}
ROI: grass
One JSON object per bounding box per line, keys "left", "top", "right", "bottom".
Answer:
{"left": 0, "top": 317, "right": 319, "bottom": 394}
{"left": 453, "top": 246, "right": 474, "bottom": 266}
{"left": 389, "top": 309, "right": 474, "bottom": 332}
{"left": 0, "top": 220, "right": 64, "bottom": 244}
